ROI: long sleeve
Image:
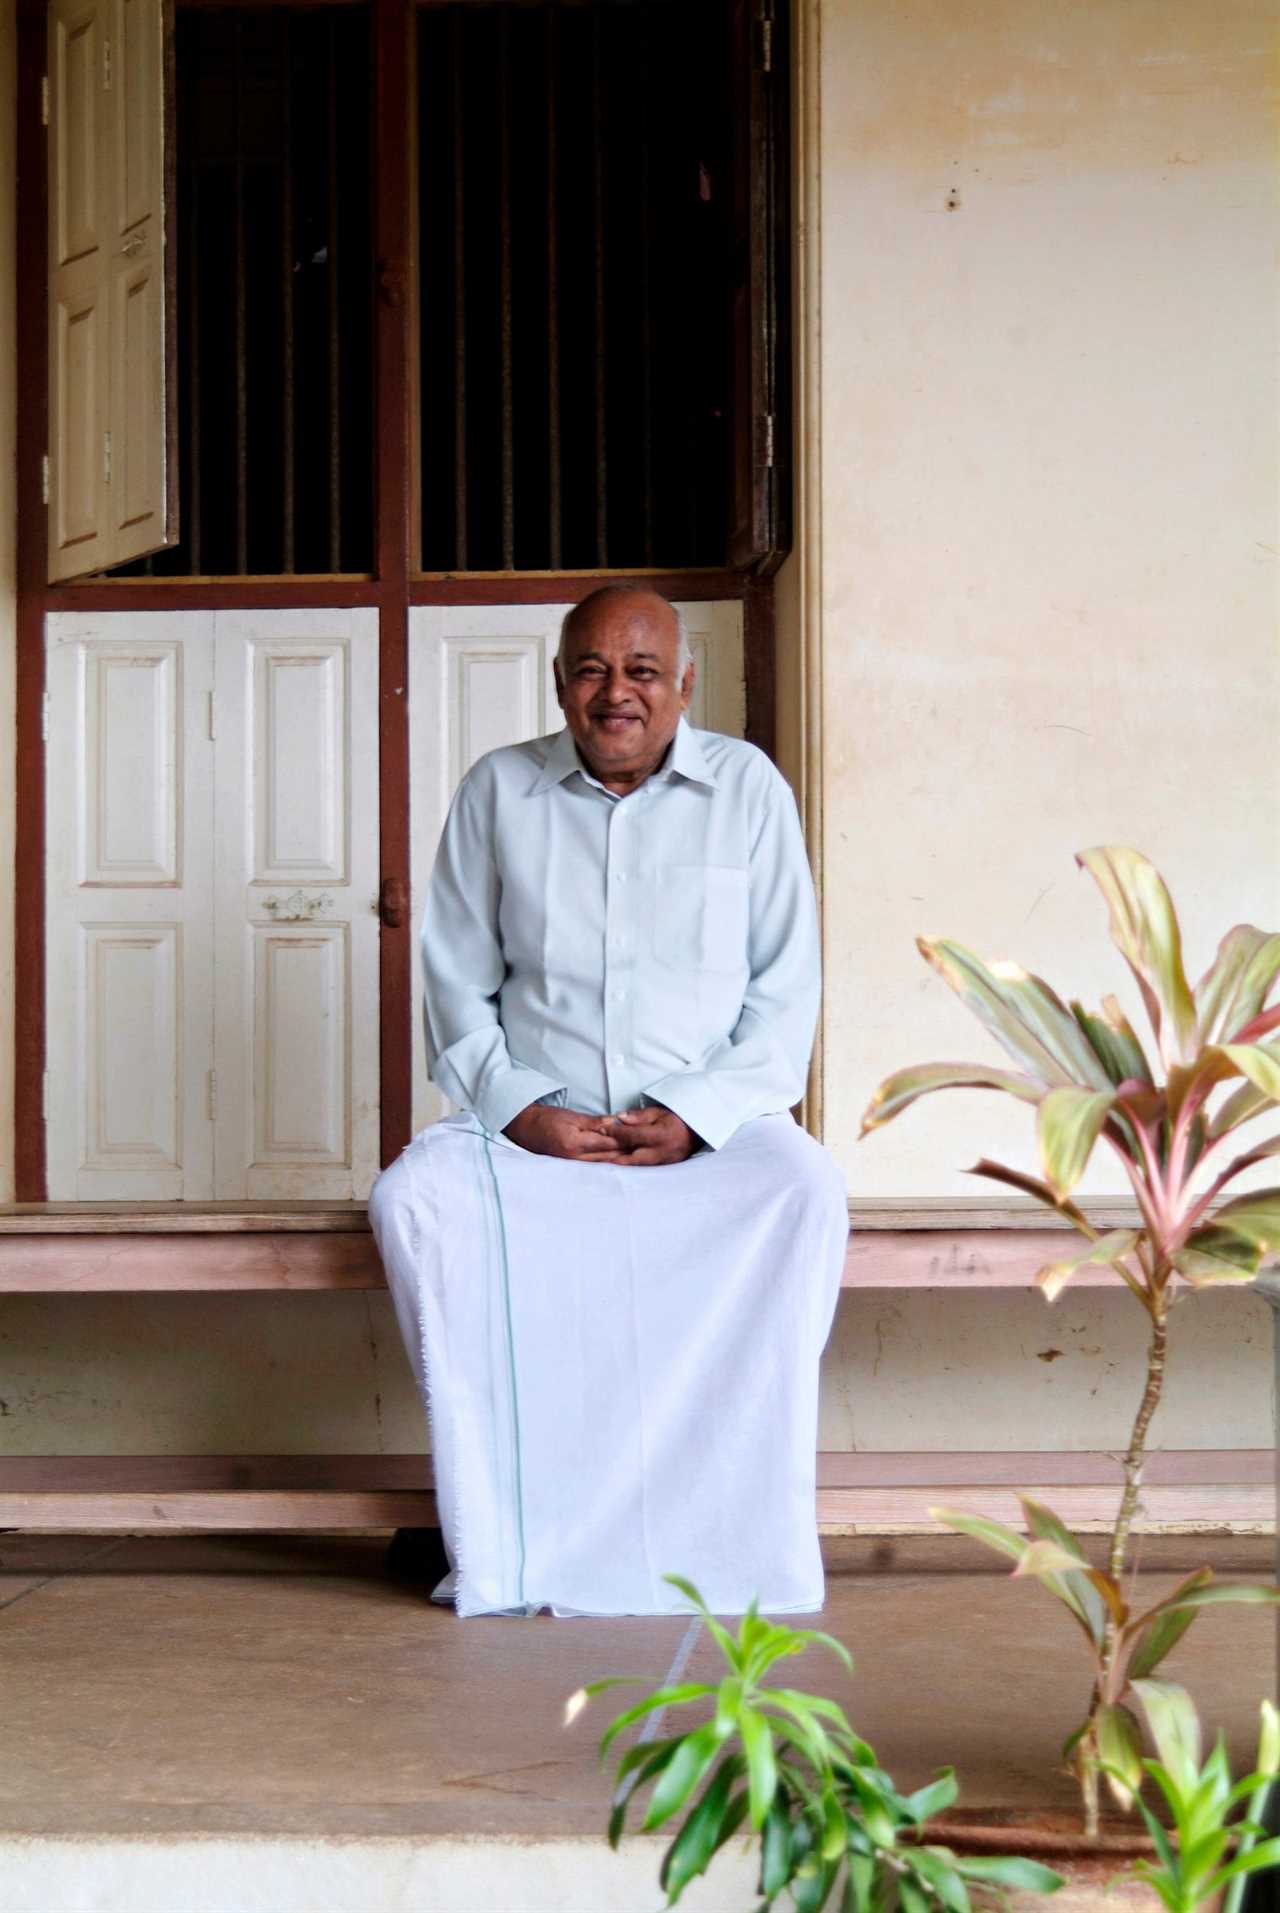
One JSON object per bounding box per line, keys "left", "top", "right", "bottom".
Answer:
{"left": 421, "top": 769, "right": 568, "bottom": 1135}
{"left": 642, "top": 776, "right": 819, "bottom": 1150}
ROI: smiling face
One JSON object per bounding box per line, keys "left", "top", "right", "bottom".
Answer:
{"left": 555, "top": 590, "right": 695, "bottom": 794}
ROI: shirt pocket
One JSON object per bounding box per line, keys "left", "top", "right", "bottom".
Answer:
{"left": 653, "top": 863, "right": 749, "bottom": 975}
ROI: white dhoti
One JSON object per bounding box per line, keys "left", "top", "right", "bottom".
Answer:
{"left": 369, "top": 1111, "right": 847, "bottom": 1618}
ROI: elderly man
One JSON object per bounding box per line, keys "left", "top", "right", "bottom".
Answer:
{"left": 370, "top": 585, "right": 847, "bottom": 1617}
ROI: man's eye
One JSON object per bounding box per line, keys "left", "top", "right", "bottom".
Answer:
{"left": 630, "top": 669, "right": 656, "bottom": 680}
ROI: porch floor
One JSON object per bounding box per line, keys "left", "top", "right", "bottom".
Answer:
{"left": 1, "top": 1531, "right": 1273, "bottom": 1911}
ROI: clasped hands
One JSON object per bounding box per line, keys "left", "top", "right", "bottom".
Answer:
{"left": 503, "top": 1102, "right": 700, "bottom": 1166}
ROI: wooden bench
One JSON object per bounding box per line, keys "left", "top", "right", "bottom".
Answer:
{"left": 0, "top": 1201, "right": 1271, "bottom": 1537}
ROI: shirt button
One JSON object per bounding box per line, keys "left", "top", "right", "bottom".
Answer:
{"left": 616, "top": 872, "right": 627, "bottom": 884}
{"left": 613, "top": 988, "right": 626, "bottom": 1001}
{"left": 612, "top": 1054, "right": 625, "bottom": 1067}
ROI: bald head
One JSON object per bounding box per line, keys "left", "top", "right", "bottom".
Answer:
{"left": 553, "top": 584, "right": 696, "bottom": 795}
{"left": 557, "top": 586, "right": 691, "bottom": 676}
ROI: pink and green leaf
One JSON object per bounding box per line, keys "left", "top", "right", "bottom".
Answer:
{"left": 1172, "top": 1226, "right": 1263, "bottom": 1285}
{"left": 1035, "top": 1230, "right": 1140, "bottom": 1304}
{"left": 1076, "top": 848, "right": 1199, "bottom": 1069}
{"left": 859, "top": 1062, "right": 1044, "bottom": 1137}
{"left": 1037, "top": 1086, "right": 1117, "bottom": 1197}
{"left": 1072, "top": 1000, "right": 1156, "bottom": 1089}
{"left": 916, "top": 938, "right": 1108, "bottom": 1088}
{"left": 1195, "top": 927, "right": 1280, "bottom": 1047}
{"left": 965, "top": 1159, "right": 1096, "bottom": 1236}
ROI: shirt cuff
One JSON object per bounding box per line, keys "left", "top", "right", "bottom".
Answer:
{"left": 473, "top": 1066, "right": 569, "bottom": 1138}
{"left": 641, "top": 1073, "right": 741, "bottom": 1152}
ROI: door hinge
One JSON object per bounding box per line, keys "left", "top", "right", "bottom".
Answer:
{"left": 759, "top": 14, "right": 773, "bottom": 71}
{"left": 41, "top": 691, "right": 51, "bottom": 742}
{"left": 206, "top": 690, "right": 216, "bottom": 740}
{"left": 762, "top": 413, "right": 775, "bottom": 469}
{"left": 102, "top": 38, "right": 112, "bottom": 90}
{"left": 41, "top": 75, "right": 49, "bottom": 126}
{"left": 207, "top": 1069, "right": 217, "bottom": 1122}
{"left": 103, "top": 432, "right": 112, "bottom": 485}
{"left": 41, "top": 453, "right": 50, "bottom": 506}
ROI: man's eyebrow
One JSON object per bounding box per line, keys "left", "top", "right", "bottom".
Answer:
{"left": 572, "top": 648, "right": 664, "bottom": 665}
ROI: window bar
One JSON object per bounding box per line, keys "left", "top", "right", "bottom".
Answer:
{"left": 280, "top": 12, "right": 296, "bottom": 574}
{"left": 233, "top": 14, "right": 248, "bottom": 574}
{"left": 638, "top": 9, "right": 654, "bottom": 566}
{"left": 591, "top": 10, "right": 607, "bottom": 566}
{"left": 545, "top": 8, "right": 561, "bottom": 569}
{"left": 187, "top": 86, "right": 202, "bottom": 574}
{"left": 498, "top": 9, "right": 514, "bottom": 569}
{"left": 326, "top": 13, "right": 342, "bottom": 571}
{"left": 452, "top": 8, "right": 467, "bottom": 571}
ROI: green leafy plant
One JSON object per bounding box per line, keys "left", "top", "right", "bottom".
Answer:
{"left": 860, "top": 848, "right": 1280, "bottom": 1831}
{"left": 1104, "top": 1682, "right": 1280, "bottom": 1912}
{"left": 567, "top": 1574, "right": 1064, "bottom": 1910}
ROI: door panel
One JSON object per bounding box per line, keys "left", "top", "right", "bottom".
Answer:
{"left": 212, "top": 610, "right": 379, "bottom": 1199}
{"left": 48, "top": 0, "right": 176, "bottom": 578}
{"left": 46, "top": 613, "right": 215, "bottom": 1199}
{"left": 406, "top": 600, "right": 746, "bottom": 1132}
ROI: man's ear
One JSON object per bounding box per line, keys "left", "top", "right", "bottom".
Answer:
{"left": 553, "top": 661, "right": 565, "bottom": 710}
{"left": 680, "top": 661, "right": 696, "bottom": 709}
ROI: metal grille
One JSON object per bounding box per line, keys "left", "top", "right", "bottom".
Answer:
{"left": 417, "top": 1, "right": 731, "bottom": 573}
{"left": 116, "top": 6, "right": 374, "bottom": 577}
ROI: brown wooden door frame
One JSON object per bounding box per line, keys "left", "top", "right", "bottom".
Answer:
{"left": 12, "top": 0, "right": 774, "bottom": 1197}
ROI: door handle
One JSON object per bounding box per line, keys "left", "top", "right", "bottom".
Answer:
{"left": 379, "top": 876, "right": 408, "bottom": 928}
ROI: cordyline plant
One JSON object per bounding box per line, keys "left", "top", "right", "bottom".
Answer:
{"left": 860, "top": 847, "right": 1280, "bottom": 1835}
{"left": 567, "top": 1574, "right": 1064, "bottom": 1911}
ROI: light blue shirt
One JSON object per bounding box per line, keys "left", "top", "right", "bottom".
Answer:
{"left": 421, "top": 718, "right": 820, "bottom": 1151}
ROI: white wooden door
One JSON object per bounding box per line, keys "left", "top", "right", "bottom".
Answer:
{"left": 406, "top": 600, "right": 746, "bottom": 1131}
{"left": 211, "top": 611, "right": 380, "bottom": 1199}
{"left": 45, "top": 612, "right": 215, "bottom": 1198}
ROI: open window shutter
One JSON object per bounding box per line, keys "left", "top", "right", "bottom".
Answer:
{"left": 47, "top": 0, "right": 177, "bottom": 580}
{"left": 727, "top": 0, "right": 790, "bottom": 576}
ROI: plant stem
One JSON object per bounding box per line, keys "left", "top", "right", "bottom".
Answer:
{"left": 1080, "top": 1294, "right": 1170, "bottom": 1841}
{"left": 1109, "top": 1297, "right": 1169, "bottom": 1585}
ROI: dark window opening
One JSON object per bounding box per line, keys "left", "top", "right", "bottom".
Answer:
{"left": 112, "top": 6, "right": 375, "bottom": 577}
{"left": 417, "top": 0, "right": 732, "bottom": 573}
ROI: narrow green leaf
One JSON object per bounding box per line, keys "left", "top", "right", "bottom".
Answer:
{"left": 1259, "top": 1699, "right": 1280, "bottom": 1778}
{"left": 1035, "top": 1229, "right": 1139, "bottom": 1305}
{"left": 821, "top": 1788, "right": 847, "bottom": 1861}
{"left": 1097, "top": 1703, "right": 1145, "bottom": 1810}
{"left": 898, "top": 1877, "right": 931, "bottom": 1913}
{"left": 1125, "top": 1570, "right": 1214, "bottom": 1679}
{"left": 659, "top": 1756, "right": 737, "bottom": 1902}
{"left": 845, "top": 1853, "right": 876, "bottom": 1912}
{"left": 902, "top": 1770, "right": 959, "bottom": 1824}
{"left": 660, "top": 1575, "right": 741, "bottom": 1669}
{"left": 767, "top": 1689, "right": 857, "bottom": 1737}
{"left": 740, "top": 1705, "right": 780, "bottom": 1829}
{"left": 599, "top": 1684, "right": 716, "bottom": 1759}
{"left": 1131, "top": 1680, "right": 1202, "bottom": 1793}
{"left": 909, "top": 1845, "right": 972, "bottom": 1913}
{"left": 917, "top": 938, "right": 1110, "bottom": 1087}
{"left": 929, "top": 1507, "right": 1026, "bottom": 1564}
{"left": 1037, "top": 1085, "right": 1117, "bottom": 1198}
{"left": 1195, "top": 927, "right": 1280, "bottom": 1048}
{"left": 643, "top": 1719, "right": 731, "bottom": 1832}
{"left": 792, "top": 1857, "right": 842, "bottom": 1913}
{"left": 761, "top": 1794, "right": 794, "bottom": 1899}
{"left": 612, "top": 1733, "right": 683, "bottom": 1787}
{"left": 1076, "top": 848, "right": 1199, "bottom": 1068}
{"left": 859, "top": 1062, "right": 1045, "bottom": 1137}
{"left": 955, "top": 1856, "right": 1065, "bottom": 1894}
{"left": 1142, "top": 1581, "right": 1280, "bottom": 1623}
{"left": 1204, "top": 1838, "right": 1280, "bottom": 1899}
{"left": 1072, "top": 1000, "right": 1156, "bottom": 1088}
{"left": 715, "top": 1677, "right": 743, "bottom": 1732}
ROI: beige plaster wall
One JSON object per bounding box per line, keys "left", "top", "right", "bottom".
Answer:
{"left": 816, "top": 0, "right": 1279, "bottom": 1201}
{"left": 0, "top": 0, "right": 15, "bottom": 1205}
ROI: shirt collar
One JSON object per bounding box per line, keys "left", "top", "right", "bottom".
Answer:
{"left": 530, "top": 717, "right": 718, "bottom": 795}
